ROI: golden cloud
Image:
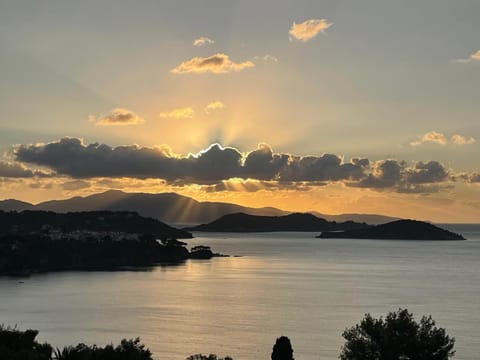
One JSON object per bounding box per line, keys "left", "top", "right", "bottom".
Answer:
{"left": 193, "top": 36, "right": 214, "bottom": 47}
{"left": 171, "top": 53, "right": 255, "bottom": 74}
{"left": 411, "top": 131, "right": 475, "bottom": 146}
{"left": 451, "top": 134, "right": 476, "bottom": 145}
{"left": 159, "top": 107, "right": 195, "bottom": 119}
{"left": 453, "top": 49, "right": 480, "bottom": 63}
{"left": 410, "top": 131, "right": 447, "bottom": 146}
{"left": 204, "top": 101, "right": 226, "bottom": 114}
{"left": 289, "top": 19, "right": 332, "bottom": 42}
{"left": 89, "top": 108, "right": 145, "bottom": 126}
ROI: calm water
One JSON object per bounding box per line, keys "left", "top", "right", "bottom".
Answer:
{"left": 1, "top": 225, "right": 479, "bottom": 359}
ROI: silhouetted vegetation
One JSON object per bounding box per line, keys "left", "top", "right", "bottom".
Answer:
{"left": 271, "top": 336, "right": 294, "bottom": 360}
{"left": 185, "top": 212, "right": 368, "bottom": 232}
{"left": 0, "top": 233, "right": 190, "bottom": 275}
{"left": 0, "top": 210, "right": 192, "bottom": 239}
{"left": 340, "top": 308, "right": 455, "bottom": 360}
{"left": 318, "top": 219, "right": 465, "bottom": 240}
{"left": 54, "top": 338, "right": 152, "bottom": 360}
{"left": 186, "top": 355, "right": 232, "bottom": 360}
{"left": 0, "top": 210, "right": 229, "bottom": 275}
{"left": 0, "top": 326, "right": 52, "bottom": 360}
{"left": 0, "top": 326, "right": 152, "bottom": 360}
{"left": 189, "top": 245, "right": 216, "bottom": 259}
{"left": 2, "top": 309, "right": 455, "bottom": 359}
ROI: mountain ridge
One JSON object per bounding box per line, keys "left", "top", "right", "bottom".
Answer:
{"left": 0, "top": 190, "right": 399, "bottom": 225}
{"left": 184, "top": 212, "right": 369, "bottom": 232}
{"left": 0, "top": 209, "right": 192, "bottom": 239}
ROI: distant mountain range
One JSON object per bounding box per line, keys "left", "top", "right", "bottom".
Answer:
{"left": 184, "top": 212, "right": 368, "bottom": 232}
{"left": 0, "top": 190, "right": 399, "bottom": 225}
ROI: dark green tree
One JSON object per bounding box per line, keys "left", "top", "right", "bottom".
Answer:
{"left": 340, "top": 308, "right": 455, "bottom": 360}
{"left": 271, "top": 336, "right": 294, "bottom": 360}
{"left": 0, "top": 326, "right": 52, "bottom": 360}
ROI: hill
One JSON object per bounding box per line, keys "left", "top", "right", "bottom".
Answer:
{"left": 184, "top": 212, "right": 368, "bottom": 232}
{"left": 0, "top": 199, "right": 34, "bottom": 212}
{"left": 312, "top": 212, "right": 399, "bottom": 225}
{"left": 0, "top": 190, "right": 397, "bottom": 225}
{"left": 0, "top": 210, "right": 192, "bottom": 239}
{"left": 317, "top": 219, "right": 465, "bottom": 240}
{"left": 0, "top": 210, "right": 233, "bottom": 275}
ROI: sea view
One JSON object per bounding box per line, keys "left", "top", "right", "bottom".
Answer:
{"left": 1, "top": 2, "right": 480, "bottom": 360}
{"left": 1, "top": 225, "right": 479, "bottom": 360}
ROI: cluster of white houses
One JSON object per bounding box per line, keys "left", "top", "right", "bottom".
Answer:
{"left": 41, "top": 227, "right": 142, "bottom": 242}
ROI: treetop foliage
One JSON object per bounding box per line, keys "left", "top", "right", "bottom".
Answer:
{"left": 340, "top": 308, "right": 455, "bottom": 360}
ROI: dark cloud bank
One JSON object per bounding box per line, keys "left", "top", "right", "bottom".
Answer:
{"left": 11, "top": 137, "right": 473, "bottom": 194}
{"left": 0, "top": 160, "right": 51, "bottom": 178}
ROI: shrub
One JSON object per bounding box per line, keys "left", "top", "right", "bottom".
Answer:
{"left": 186, "top": 355, "right": 233, "bottom": 360}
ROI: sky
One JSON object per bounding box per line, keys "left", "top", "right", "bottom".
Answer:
{"left": 0, "top": 0, "right": 479, "bottom": 222}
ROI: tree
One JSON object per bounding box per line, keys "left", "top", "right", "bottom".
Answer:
{"left": 271, "top": 336, "right": 294, "bottom": 360}
{"left": 340, "top": 308, "right": 455, "bottom": 360}
{"left": 0, "top": 326, "right": 52, "bottom": 360}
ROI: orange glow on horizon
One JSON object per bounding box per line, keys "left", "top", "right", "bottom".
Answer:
{"left": 1, "top": 175, "right": 479, "bottom": 223}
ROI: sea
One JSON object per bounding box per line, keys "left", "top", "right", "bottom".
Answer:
{"left": 1, "top": 224, "right": 479, "bottom": 360}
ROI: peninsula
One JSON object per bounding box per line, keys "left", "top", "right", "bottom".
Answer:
{"left": 0, "top": 210, "right": 222, "bottom": 276}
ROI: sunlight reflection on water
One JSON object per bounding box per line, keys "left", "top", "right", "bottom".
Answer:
{"left": 1, "top": 228, "right": 479, "bottom": 360}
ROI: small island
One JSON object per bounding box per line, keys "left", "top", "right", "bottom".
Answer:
{"left": 184, "top": 212, "right": 368, "bottom": 232}
{"left": 317, "top": 219, "right": 466, "bottom": 240}
{"left": 0, "top": 210, "right": 225, "bottom": 276}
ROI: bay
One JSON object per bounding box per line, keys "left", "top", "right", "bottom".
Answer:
{"left": 1, "top": 224, "right": 479, "bottom": 359}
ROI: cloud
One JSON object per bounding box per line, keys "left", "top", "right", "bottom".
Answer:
{"left": 253, "top": 54, "right": 279, "bottom": 64}
{"left": 29, "top": 181, "right": 53, "bottom": 190}
{"left": 406, "top": 161, "right": 449, "bottom": 184}
{"left": 471, "top": 50, "right": 480, "bottom": 61}
{"left": 15, "top": 138, "right": 243, "bottom": 182}
{"left": 454, "top": 49, "right": 480, "bottom": 63}
{"left": 171, "top": 53, "right": 255, "bottom": 74}
{"left": 469, "top": 173, "right": 480, "bottom": 183}
{"left": 14, "top": 139, "right": 365, "bottom": 183}
{"left": 62, "top": 180, "right": 91, "bottom": 191}
{"left": 289, "top": 19, "right": 332, "bottom": 42}
{"left": 202, "top": 179, "right": 313, "bottom": 193}
{"left": 193, "top": 36, "right": 215, "bottom": 47}
{"left": 89, "top": 108, "right": 145, "bottom": 126}
{"left": 242, "top": 143, "right": 291, "bottom": 180}
{"left": 0, "top": 161, "right": 36, "bottom": 178}
{"left": 204, "top": 101, "right": 226, "bottom": 114}
{"left": 411, "top": 131, "right": 475, "bottom": 146}
{"left": 354, "top": 160, "right": 405, "bottom": 189}
{"left": 159, "top": 107, "right": 195, "bottom": 119}
{"left": 0, "top": 160, "right": 51, "bottom": 178}
{"left": 352, "top": 159, "right": 450, "bottom": 193}
{"left": 451, "top": 134, "right": 475, "bottom": 145}
{"left": 410, "top": 131, "right": 447, "bottom": 146}
{"left": 14, "top": 139, "right": 472, "bottom": 194}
